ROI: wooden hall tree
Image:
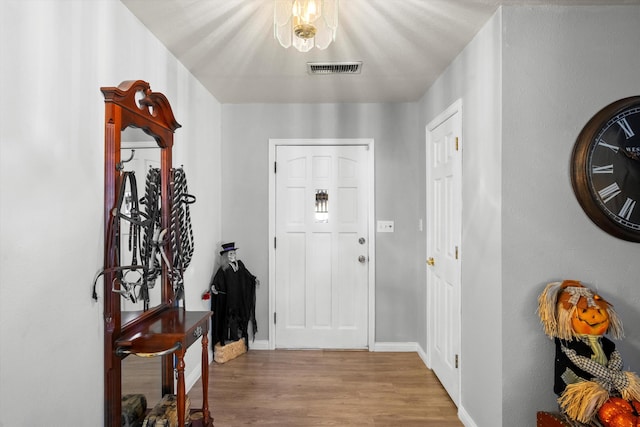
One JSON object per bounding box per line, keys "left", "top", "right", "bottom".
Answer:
{"left": 101, "top": 80, "right": 212, "bottom": 426}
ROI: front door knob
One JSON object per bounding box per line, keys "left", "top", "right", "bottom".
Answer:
{"left": 358, "top": 255, "right": 367, "bottom": 263}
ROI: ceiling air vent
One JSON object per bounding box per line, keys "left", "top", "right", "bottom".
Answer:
{"left": 307, "top": 61, "right": 362, "bottom": 75}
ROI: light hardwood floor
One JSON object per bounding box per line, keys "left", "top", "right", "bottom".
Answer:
{"left": 123, "top": 350, "right": 462, "bottom": 426}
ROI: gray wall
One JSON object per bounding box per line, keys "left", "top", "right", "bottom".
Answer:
{"left": 501, "top": 5, "right": 640, "bottom": 426}
{"left": 221, "top": 103, "right": 422, "bottom": 343}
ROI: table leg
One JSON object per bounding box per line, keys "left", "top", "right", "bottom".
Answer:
{"left": 176, "top": 349, "right": 186, "bottom": 427}
{"left": 202, "top": 330, "right": 211, "bottom": 424}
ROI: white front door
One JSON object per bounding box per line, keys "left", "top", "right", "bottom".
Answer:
{"left": 426, "top": 101, "right": 462, "bottom": 406}
{"left": 274, "top": 144, "right": 369, "bottom": 349}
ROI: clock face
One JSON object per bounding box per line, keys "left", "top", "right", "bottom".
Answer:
{"left": 571, "top": 96, "right": 640, "bottom": 242}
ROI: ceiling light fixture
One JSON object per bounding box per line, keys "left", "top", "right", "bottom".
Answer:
{"left": 274, "top": 0, "right": 338, "bottom": 52}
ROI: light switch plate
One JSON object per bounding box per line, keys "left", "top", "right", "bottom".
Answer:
{"left": 377, "top": 220, "right": 394, "bottom": 232}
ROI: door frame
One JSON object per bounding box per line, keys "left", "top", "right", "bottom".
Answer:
{"left": 425, "top": 99, "right": 463, "bottom": 403}
{"left": 268, "top": 138, "right": 375, "bottom": 350}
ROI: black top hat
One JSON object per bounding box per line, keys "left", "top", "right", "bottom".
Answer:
{"left": 220, "top": 242, "right": 238, "bottom": 255}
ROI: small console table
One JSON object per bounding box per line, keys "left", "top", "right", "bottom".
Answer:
{"left": 116, "top": 309, "right": 213, "bottom": 427}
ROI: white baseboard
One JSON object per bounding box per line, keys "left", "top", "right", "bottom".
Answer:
{"left": 415, "top": 344, "right": 429, "bottom": 367}
{"left": 458, "top": 406, "right": 478, "bottom": 427}
{"left": 185, "top": 345, "right": 214, "bottom": 392}
{"left": 254, "top": 341, "right": 424, "bottom": 353}
{"left": 185, "top": 361, "right": 203, "bottom": 392}
{"left": 372, "top": 341, "right": 420, "bottom": 352}
{"left": 248, "top": 339, "right": 270, "bottom": 350}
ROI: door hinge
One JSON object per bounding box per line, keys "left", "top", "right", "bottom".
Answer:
{"left": 455, "top": 246, "right": 459, "bottom": 260}
{"left": 455, "top": 354, "right": 459, "bottom": 369}
{"left": 274, "top": 161, "right": 277, "bottom": 173}
{"left": 274, "top": 236, "right": 277, "bottom": 249}
{"left": 455, "top": 137, "right": 459, "bottom": 151}
{"left": 274, "top": 312, "right": 277, "bottom": 324}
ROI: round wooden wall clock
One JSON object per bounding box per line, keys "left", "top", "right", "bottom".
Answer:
{"left": 571, "top": 96, "right": 640, "bottom": 242}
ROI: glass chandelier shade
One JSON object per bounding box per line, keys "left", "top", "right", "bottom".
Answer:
{"left": 274, "top": 0, "right": 338, "bottom": 52}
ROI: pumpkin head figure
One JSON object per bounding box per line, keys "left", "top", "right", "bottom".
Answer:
{"left": 538, "top": 280, "right": 623, "bottom": 341}
{"left": 537, "top": 280, "right": 640, "bottom": 425}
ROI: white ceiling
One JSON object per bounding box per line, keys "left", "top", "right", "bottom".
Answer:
{"left": 122, "top": 0, "right": 640, "bottom": 104}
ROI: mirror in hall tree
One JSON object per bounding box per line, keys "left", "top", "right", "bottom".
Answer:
{"left": 117, "top": 127, "right": 162, "bottom": 320}
{"left": 118, "top": 130, "right": 163, "bottom": 415}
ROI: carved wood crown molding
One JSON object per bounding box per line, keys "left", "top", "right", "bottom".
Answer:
{"left": 101, "top": 80, "right": 181, "bottom": 148}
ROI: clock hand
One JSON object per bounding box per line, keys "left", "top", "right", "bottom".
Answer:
{"left": 620, "top": 146, "right": 640, "bottom": 162}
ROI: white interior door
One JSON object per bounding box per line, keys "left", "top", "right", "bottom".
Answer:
{"left": 274, "top": 145, "right": 369, "bottom": 349}
{"left": 426, "top": 101, "right": 462, "bottom": 406}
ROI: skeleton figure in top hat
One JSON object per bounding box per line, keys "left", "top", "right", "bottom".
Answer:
{"left": 537, "top": 280, "right": 640, "bottom": 424}
{"left": 210, "top": 242, "right": 258, "bottom": 349}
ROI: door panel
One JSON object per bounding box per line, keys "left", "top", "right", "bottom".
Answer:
{"left": 286, "top": 232, "right": 306, "bottom": 327}
{"left": 275, "top": 145, "right": 368, "bottom": 349}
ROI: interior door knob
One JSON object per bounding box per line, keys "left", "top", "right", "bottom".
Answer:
{"left": 427, "top": 257, "right": 435, "bottom": 266}
{"left": 358, "top": 255, "right": 366, "bottom": 263}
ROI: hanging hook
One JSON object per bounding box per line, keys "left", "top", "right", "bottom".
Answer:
{"left": 116, "top": 149, "right": 136, "bottom": 171}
